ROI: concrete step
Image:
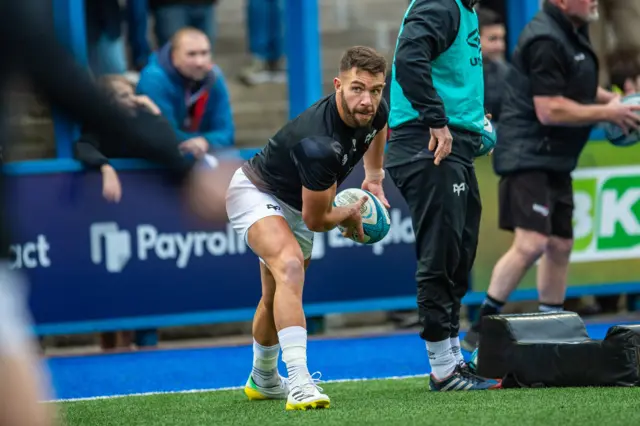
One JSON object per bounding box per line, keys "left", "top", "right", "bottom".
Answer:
{"left": 214, "top": 0, "right": 408, "bottom": 35}
{"left": 214, "top": 23, "right": 398, "bottom": 58}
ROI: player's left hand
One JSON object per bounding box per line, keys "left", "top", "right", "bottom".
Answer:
{"left": 361, "top": 179, "right": 390, "bottom": 209}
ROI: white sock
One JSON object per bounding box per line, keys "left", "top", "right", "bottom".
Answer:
{"left": 278, "top": 326, "right": 310, "bottom": 387}
{"left": 450, "top": 336, "right": 465, "bottom": 366}
{"left": 251, "top": 340, "right": 280, "bottom": 387}
{"left": 426, "top": 338, "right": 456, "bottom": 380}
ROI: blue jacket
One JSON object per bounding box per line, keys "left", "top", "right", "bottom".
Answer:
{"left": 137, "top": 43, "right": 235, "bottom": 148}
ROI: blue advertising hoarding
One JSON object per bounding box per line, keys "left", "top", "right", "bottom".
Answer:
{"left": 6, "top": 165, "right": 418, "bottom": 334}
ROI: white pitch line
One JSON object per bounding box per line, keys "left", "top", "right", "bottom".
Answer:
{"left": 49, "top": 373, "right": 429, "bottom": 403}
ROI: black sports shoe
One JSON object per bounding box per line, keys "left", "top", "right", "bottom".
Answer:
{"left": 429, "top": 365, "right": 502, "bottom": 391}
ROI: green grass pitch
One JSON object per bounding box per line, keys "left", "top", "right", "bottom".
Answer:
{"left": 58, "top": 376, "right": 640, "bottom": 426}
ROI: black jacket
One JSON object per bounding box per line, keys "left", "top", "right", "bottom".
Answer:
{"left": 75, "top": 108, "right": 179, "bottom": 169}
{"left": 385, "top": 0, "right": 481, "bottom": 168}
{"left": 492, "top": 1, "right": 599, "bottom": 176}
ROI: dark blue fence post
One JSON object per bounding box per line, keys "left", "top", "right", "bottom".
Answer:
{"left": 284, "top": 0, "right": 322, "bottom": 119}
{"left": 284, "top": 0, "right": 324, "bottom": 332}
{"left": 506, "top": 0, "right": 540, "bottom": 54}
{"left": 51, "top": 0, "right": 88, "bottom": 159}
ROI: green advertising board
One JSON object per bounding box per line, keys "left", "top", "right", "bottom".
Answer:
{"left": 473, "top": 140, "right": 640, "bottom": 292}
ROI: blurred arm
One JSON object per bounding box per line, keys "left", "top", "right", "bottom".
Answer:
{"left": 0, "top": 1, "right": 192, "bottom": 182}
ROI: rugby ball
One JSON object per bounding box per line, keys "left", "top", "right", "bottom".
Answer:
{"left": 477, "top": 116, "right": 497, "bottom": 157}
{"left": 333, "top": 188, "right": 391, "bottom": 244}
{"left": 604, "top": 93, "right": 640, "bottom": 147}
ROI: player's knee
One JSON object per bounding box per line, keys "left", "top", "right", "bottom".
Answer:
{"left": 273, "top": 254, "right": 305, "bottom": 290}
{"left": 546, "top": 237, "right": 573, "bottom": 261}
{"left": 512, "top": 229, "right": 548, "bottom": 264}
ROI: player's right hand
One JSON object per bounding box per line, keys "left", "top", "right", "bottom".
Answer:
{"left": 606, "top": 95, "right": 640, "bottom": 135}
{"left": 340, "top": 196, "right": 368, "bottom": 243}
{"left": 428, "top": 125, "right": 453, "bottom": 166}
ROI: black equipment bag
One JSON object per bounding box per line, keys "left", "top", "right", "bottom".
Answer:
{"left": 475, "top": 312, "right": 640, "bottom": 388}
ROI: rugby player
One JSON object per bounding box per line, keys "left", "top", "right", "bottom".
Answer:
{"left": 226, "top": 46, "right": 390, "bottom": 410}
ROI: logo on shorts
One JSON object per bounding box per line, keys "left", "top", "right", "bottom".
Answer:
{"left": 342, "top": 154, "right": 348, "bottom": 165}
{"left": 532, "top": 203, "right": 550, "bottom": 217}
{"left": 266, "top": 204, "right": 281, "bottom": 211}
{"left": 453, "top": 183, "right": 467, "bottom": 195}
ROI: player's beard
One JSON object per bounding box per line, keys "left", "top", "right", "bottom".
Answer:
{"left": 340, "top": 89, "right": 375, "bottom": 128}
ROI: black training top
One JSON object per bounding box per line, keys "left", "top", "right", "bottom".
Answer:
{"left": 243, "top": 93, "right": 389, "bottom": 211}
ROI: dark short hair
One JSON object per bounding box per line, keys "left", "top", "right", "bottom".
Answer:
{"left": 608, "top": 49, "right": 640, "bottom": 90}
{"left": 339, "top": 46, "right": 387, "bottom": 77}
{"left": 477, "top": 7, "right": 503, "bottom": 29}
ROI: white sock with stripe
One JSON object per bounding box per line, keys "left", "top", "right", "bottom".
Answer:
{"left": 450, "top": 336, "right": 465, "bottom": 366}
{"left": 251, "top": 340, "right": 281, "bottom": 388}
{"left": 426, "top": 338, "right": 456, "bottom": 381}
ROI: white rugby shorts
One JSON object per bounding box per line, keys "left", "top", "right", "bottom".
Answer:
{"left": 226, "top": 168, "right": 314, "bottom": 260}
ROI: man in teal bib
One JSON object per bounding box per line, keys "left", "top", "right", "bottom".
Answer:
{"left": 386, "top": 0, "right": 500, "bottom": 391}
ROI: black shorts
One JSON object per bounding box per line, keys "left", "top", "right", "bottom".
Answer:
{"left": 498, "top": 170, "right": 574, "bottom": 239}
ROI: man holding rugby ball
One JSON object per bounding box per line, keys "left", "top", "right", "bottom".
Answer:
{"left": 226, "top": 46, "right": 390, "bottom": 411}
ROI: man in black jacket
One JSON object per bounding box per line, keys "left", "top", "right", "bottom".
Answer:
{"left": 463, "top": 0, "right": 640, "bottom": 351}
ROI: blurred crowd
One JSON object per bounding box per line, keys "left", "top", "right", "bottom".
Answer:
{"left": 86, "top": 0, "right": 286, "bottom": 84}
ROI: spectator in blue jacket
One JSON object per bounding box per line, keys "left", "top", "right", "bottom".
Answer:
{"left": 137, "top": 27, "right": 234, "bottom": 159}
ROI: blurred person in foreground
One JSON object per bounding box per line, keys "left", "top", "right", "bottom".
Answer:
{"left": 138, "top": 27, "right": 235, "bottom": 160}
{"left": 0, "top": 3, "right": 237, "bottom": 425}
{"left": 463, "top": 0, "right": 640, "bottom": 351}
{"left": 74, "top": 75, "right": 168, "bottom": 353}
